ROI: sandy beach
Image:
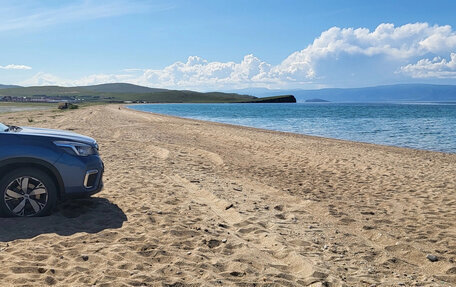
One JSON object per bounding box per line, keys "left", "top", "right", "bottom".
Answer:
{"left": 1, "top": 104, "right": 455, "bottom": 286}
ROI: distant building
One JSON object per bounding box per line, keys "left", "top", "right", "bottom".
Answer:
{"left": 0, "top": 95, "right": 75, "bottom": 103}
{"left": 0, "top": 96, "right": 13, "bottom": 102}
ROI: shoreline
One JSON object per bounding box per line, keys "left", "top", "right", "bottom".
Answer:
{"left": 126, "top": 104, "right": 455, "bottom": 156}
{"left": 0, "top": 104, "right": 455, "bottom": 286}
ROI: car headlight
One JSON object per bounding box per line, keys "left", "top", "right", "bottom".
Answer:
{"left": 54, "top": 141, "right": 97, "bottom": 156}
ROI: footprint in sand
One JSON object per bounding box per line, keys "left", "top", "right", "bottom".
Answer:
{"left": 146, "top": 145, "right": 170, "bottom": 160}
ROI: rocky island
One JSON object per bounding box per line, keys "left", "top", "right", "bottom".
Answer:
{"left": 238, "top": 95, "right": 296, "bottom": 103}
{"left": 305, "top": 98, "right": 330, "bottom": 103}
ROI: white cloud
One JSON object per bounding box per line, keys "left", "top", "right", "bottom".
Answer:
{"left": 275, "top": 22, "right": 456, "bottom": 83}
{"left": 22, "top": 72, "right": 130, "bottom": 86}
{"left": 21, "top": 22, "right": 456, "bottom": 90}
{"left": 136, "top": 55, "right": 278, "bottom": 89}
{"left": 22, "top": 72, "right": 63, "bottom": 86}
{"left": 400, "top": 53, "right": 456, "bottom": 78}
{"left": 0, "top": 64, "right": 32, "bottom": 70}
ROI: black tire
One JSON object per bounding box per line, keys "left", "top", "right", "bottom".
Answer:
{"left": 0, "top": 168, "right": 57, "bottom": 217}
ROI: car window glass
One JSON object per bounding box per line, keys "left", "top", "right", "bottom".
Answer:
{"left": 0, "top": 123, "right": 8, "bottom": 131}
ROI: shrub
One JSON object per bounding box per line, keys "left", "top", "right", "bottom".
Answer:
{"left": 57, "top": 103, "right": 78, "bottom": 110}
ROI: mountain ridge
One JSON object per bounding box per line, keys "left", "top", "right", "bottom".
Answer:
{"left": 0, "top": 83, "right": 258, "bottom": 103}
{"left": 0, "top": 84, "right": 22, "bottom": 89}
{"left": 77, "top": 83, "right": 169, "bottom": 94}
{"left": 2, "top": 83, "right": 456, "bottom": 103}
{"left": 231, "top": 84, "right": 456, "bottom": 102}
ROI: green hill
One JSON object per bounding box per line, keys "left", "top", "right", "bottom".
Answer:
{"left": 78, "top": 83, "right": 168, "bottom": 94}
{"left": 0, "top": 83, "right": 257, "bottom": 103}
{"left": 0, "top": 84, "right": 22, "bottom": 89}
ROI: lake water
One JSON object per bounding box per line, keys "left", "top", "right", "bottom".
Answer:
{"left": 129, "top": 103, "right": 456, "bottom": 153}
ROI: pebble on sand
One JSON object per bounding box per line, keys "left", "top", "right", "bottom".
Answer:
{"left": 426, "top": 254, "right": 438, "bottom": 262}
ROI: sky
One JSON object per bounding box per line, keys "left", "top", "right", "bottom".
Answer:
{"left": 1, "top": 0, "right": 456, "bottom": 91}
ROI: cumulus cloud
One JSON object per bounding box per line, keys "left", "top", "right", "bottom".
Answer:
{"left": 22, "top": 72, "right": 64, "bottom": 86}
{"left": 0, "top": 64, "right": 32, "bottom": 70}
{"left": 22, "top": 72, "right": 130, "bottom": 86}
{"left": 21, "top": 22, "right": 456, "bottom": 89}
{"left": 400, "top": 53, "right": 456, "bottom": 78}
{"left": 135, "top": 55, "right": 277, "bottom": 89}
{"left": 275, "top": 22, "right": 456, "bottom": 83}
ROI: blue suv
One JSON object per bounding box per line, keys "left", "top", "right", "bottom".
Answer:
{"left": 0, "top": 122, "right": 104, "bottom": 217}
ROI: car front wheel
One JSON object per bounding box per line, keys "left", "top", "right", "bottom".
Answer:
{"left": 0, "top": 168, "right": 57, "bottom": 217}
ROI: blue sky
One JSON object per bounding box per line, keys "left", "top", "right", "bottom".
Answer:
{"left": 1, "top": 0, "right": 456, "bottom": 91}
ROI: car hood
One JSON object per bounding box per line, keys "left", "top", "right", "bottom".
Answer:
{"left": 19, "top": 127, "right": 97, "bottom": 146}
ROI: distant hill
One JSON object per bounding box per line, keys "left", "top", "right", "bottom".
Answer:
{"left": 6, "top": 82, "right": 454, "bottom": 103}
{"left": 0, "top": 83, "right": 257, "bottom": 103}
{"left": 234, "top": 84, "right": 456, "bottom": 103}
{"left": 78, "top": 83, "right": 168, "bottom": 94}
{"left": 0, "top": 84, "right": 22, "bottom": 89}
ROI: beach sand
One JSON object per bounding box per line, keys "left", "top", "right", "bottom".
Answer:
{"left": 0, "top": 105, "right": 455, "bottom": 286}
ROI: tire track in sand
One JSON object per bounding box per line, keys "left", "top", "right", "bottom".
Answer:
{"left": 170, "top": 175, "right": 320, "bottom": 284}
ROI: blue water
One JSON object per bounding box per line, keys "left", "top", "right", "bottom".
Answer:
{"left": 129, "top": 103, "right": 456, "bottom": 153}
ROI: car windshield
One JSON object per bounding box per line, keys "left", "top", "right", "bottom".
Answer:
{"left": 0, "top": 123, "right": 9, "bottom": 132}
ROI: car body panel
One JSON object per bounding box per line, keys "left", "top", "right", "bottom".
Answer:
{"left": 18, "top": 127, "right": 96, "bottom": 146}
{"left": 0, "top": 124, "right": 104, "bottom": 200}
{"left": 53, "top": 152, "right": 103, "bottom": 195}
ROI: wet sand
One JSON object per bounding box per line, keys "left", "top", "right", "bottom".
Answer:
{"left": 0, "top": 104, "right": 455, "bottom": 286}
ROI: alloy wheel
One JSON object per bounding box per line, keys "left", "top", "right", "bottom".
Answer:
{"left": 3, "top": 176, "right": 49, "bottom": 217}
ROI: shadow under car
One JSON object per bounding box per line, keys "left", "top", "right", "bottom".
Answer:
{"left": 0, "top": 197, "right": 127, "bottom": 242}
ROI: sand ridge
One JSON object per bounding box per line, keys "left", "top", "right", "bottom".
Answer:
{"left": 0, "top": 105, "right": 455, "bottom": 286}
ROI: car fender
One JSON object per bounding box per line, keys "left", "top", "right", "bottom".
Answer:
{"left": 0, "top": 157, "right": 66, "bottom": 199}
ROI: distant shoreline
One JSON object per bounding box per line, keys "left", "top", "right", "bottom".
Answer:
{"left": 128, "top": 102, "right": 456, "bottom": 154}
